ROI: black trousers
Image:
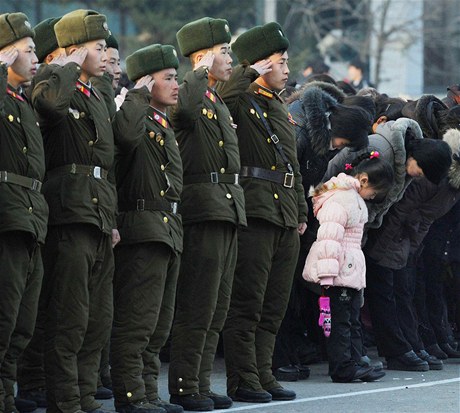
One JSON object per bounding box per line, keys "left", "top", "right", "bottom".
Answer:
{"left": 365, "top": 256, "right": 412, "bottom": 358}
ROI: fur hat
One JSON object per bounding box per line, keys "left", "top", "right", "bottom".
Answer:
{"left": 126, "top": 44, "right": 179, "bottom": 82}
{"left": 232, "top": 22, "right": 289, "bottom": 64}
{"left": 106, "top": 33, "right": 118, "bottom": 50}
{"left": 55, "top": 9, "right": 110, "bottom": 48}
{"left": 0, "top": 12, "right": 34, "bottom": 50}
{"left": 34, "top": 17, "right": 61, "bottom": 63}
{"left": 176, "top": 17, "right": 231, "bottom": 57}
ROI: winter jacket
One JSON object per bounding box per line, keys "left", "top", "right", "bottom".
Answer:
{"left": 322, "top": 118, "right": 423, "bottom": 229}
{"left": 303, "top": 173, "right": 368, "bottom": 290}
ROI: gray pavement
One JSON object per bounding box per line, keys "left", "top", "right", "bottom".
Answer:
{"left": 92, "top": 350, "right": 460, "bottom": 413}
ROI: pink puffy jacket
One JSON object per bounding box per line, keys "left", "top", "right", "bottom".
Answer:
{"left": 303, "top": 174, "right": 368, "bottom": 290}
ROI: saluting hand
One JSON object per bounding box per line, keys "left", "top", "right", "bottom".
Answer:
{"left": 195, "top": 50, "right": 215, "bottom": 71}
{"left": 251, "top": 59, "right": 272, "bottom": 76}
{"left": 65, "top": 47, "right": 88, "bottom": 66}
{"left": 0, "top": 46, "right": 19, "bottom": 67}
{"left": 297, "top": 222, "right": 307, "bottom": 235}
{"left": 134, "top": 75, "right": 155, "bottom": 92}
{"left": 48, "top": 52, "right": 67, "bottom": 67}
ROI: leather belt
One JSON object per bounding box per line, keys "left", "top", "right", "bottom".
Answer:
{"left": 183, "top": 172, "right": 239, "bottom": 185}
{"left": 47, "top": 163, "right": 108, "bottom": 179}
{"left": 240, "top": 166, "right": 294, "bottom": 188}
{"left": 118, "top": 198, "right": 178, "bottom": 214}
{"left": 0, "top": 171, "right": 42, "bottom": 192}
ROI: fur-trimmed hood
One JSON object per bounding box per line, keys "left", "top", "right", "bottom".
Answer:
{"left": 285, "top": 80, "right": 345, "bottom": 105}
{"left": 289, "top": 86, "right": 338, "bottom": 157}
{"left": 443, "top": 128, "right": 460, "bottom": 189}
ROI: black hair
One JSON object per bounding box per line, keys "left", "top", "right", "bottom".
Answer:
{"left": 305, "top": 73, "right": 337, "bottom": 85}
{"left": 305, "top": 58, "right": 330, "bottom": 74}
{"left": 349, "top": 58, "right": 366, "bottom": 71}
{"left": 345, "top": 152, "right": 394, "bottom": 194}
{"left": 374, "top": 94, "right": 406, "bottom": 122}
{"left": 330, "top": 105, "right": 372, "bottom": 149}
{"left": 336, "top": 80, "right": 357, "bottom": 96}
{"left": 406, "top": 139, "right": 452, "bottom": 184}
{"left": 343, "top": 96, "right": 376, "bottom": 121}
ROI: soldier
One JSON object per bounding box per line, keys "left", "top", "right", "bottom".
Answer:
{"left": 31, "top": 9, "right": 118, "bottom": 413}
{"left": 167, "top": 17, "right": 246, "bottom": 412}
{"left": 219, "top": 22, "right": 308, "bottom": 402}
{"left": 109, "top": 44, "right": 184, "bottom": 413}
{"left": 0, "top": 11, "right": 48, "bottom": 413}
{"left": 16, "top": 16, "right": 63, "bottom": 409}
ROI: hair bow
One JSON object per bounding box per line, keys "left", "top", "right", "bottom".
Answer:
{"left": 345, "top": 163, "right": 353, "bottom": 170}
{"left": 369, "top": 151, "right": 380, "bottom": 159}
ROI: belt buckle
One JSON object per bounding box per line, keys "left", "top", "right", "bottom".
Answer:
{"left": 0, "top": 171, "right": 7, "bottom": 182}
{"left": 234, "top": 174, "right": 239, "bottom": 184}
{"left": 270, "top": 134, "right": 279, "bottom": 144}
{"left": 136, "top": 199, "right": 145, "bottom": 212}
{"left": 93, "top": 166, "right": 102, "bottom": 179}
{"left": 210, "top": 172, "right": 219, "bottom": 184}
{"left": 171, "top": 202, "right": 178, "bottom": 214}
{"left": 31, "top": 179, "right": 41, "bottom": 192}
{"left": 283, "top": 173, "right": 294, "bottom": 188}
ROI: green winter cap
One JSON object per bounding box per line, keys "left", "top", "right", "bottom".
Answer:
{"left": 0, "top": 12, "right": 34, "bottom": 50}
{"left": 232, "top": 22, "right": 289, "bottom": 64}
{"left": 34, "top": 17, "right": 61, "bottom": 63}
{"left": 126, "top": 44, "right": 179, "bottom": 82}
{"left": 176, "top": 17, "right": 231, "bottom": 57}
{"left": 106, "top": 33, "right": 118, "bottom": 50}
{"left": 54, "top": 9, "right": 110, "bottom": 48}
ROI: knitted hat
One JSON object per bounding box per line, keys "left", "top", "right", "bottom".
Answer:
{"left": 34, "top": 17, "right": 61, "bottom": 63}
{"left": 0, "top": 12, "right": 34, "bottom": 50}
{"left": 176, "top": 17, "right": 231, "bottom": 57}
{"left": 232, "top": 22, "right": 289, "bottom": 64}
{"left": 126, "top": 44, "right": 179, "bottom": 82}
{"left": 106, "top": 33, "right": 118, "bottom": 50}
{"left": 54, "top": 9, "right": 110, "bottom": 48}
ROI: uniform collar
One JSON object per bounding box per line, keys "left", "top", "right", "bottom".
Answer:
{"left": 205, "top": 87, "right": 223, "bottom": 104}
{"left": 6, "top": 84, "right": 25, "bottom": 102}
{"left": 250, "top": 82, "right": 282, "bottom": 102}
{"left": 76, "top": 79, "right": 100, "bottom": 100}
{"left": 148, "top": 106, "right": 170, "bottom": 128}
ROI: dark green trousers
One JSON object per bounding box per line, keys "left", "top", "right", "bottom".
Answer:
{"left": 0, "top": 231, "right": 43, "bottom": 413}
{"left": 223, "top": 218, "right": 299, "bottom": 396}
{"left": 110, "top": 242, "right": 180, "bottom": 407}
{"left": 44, "top": 224, "right": 114, "bottom": 413}
{"left": 168, "top": 221, "right": 237, "bottom": 396}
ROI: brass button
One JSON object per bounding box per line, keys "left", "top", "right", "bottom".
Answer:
{"left": 271, "top": 165, "right": 276, "bottom": 171}
{"left": 160, "top": 139, "right": 164, "bottom": 146}
{"left": 88, "top": 140, "right": 94, "bottom": 146}
{"left": 22, "top": 147, "right": 28, "bottom": 154}
{"left": 28, "top": 206, "right": 33, "bottom": 213}
{"left": 202, "top": 108, "right": 207, "bottom": 115}
{"left": 250, "top": 108, "right": 255, "bottom": 115}
{"left": 267, "top": 138, "right": 271, "bottom": 143}
{"left": 92, "top": 197, "right": 98, "bottom": 204}
{"left": 263, "top": 112, "right": 268, "bottom": 118}
{"left": 36, "top": 121, "right": 39, "bottom": 127}
{"left": 80, "top": 112, "right": 86, "bottom": 118}
{"left": 160, "top": 164, "right": 165, "bottom": 171}
{"left": 163, "top": 216, "right": 169, "bottom": 223}
{"left": 178, "top": 378, "right": 183, "bottom": 383}
{"left": 17, "top": 117, "right": 21, "bottom": 123}
{"left": 8, "top": 114, "right": 13, "bottom": 122}
{"left": 274, "top": 193, "right": 279, "bottom": 200}
{"left": 127, "top": 392, "right": 132, "bottom": 398}
{"left": 218, "top": 140, "right": 224, "bottom": 147}
{"left": 160, "top": 190, "right": 165, "bottom": 197}
{"left": 220, "top": 168, "right": 225, "bottom": 173}
{"left": 226, "top": 193, "right": 232, "bottom": 199}
{"left": 179, "top": 388, "right": 184, "bottom": 393}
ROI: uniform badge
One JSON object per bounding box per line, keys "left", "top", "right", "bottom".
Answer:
{"left": 8, "top": 114, "right": 14, "bottom": 122}
{"left": 202, "top": 108, "right": 208, "bottom": 116}
{"left": 149, "top": 131, "right": 155, "bottom": 139}
{"left": 207, "top": 110, "right": 214, "bottom": 119}
{"left": 68, "top": 108, "right": 80, "bottom": 119}
{"left": 156, "top": 134, "right": 162, "bottom": 142}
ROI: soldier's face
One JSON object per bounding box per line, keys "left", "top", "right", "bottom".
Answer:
{"left": 81, "top": 39, "right": 107, "bottom": 79}
{"left": 150, "top": 68, "right": 179, "bottom": 112}
{"left": 259, "top": 51, "right": 289, "bottom": 91}
{"left": 7, "top": 37, "right": 38, "bottom": 88}
{"left": 208, "top": 43, "right": 233, "bottom": 83}
{"left": 106, "top": 47, "right": 121, "bottom": 89}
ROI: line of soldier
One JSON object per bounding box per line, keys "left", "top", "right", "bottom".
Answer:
{"left": 0, "top": 8, "right": 308, "bottom": 413}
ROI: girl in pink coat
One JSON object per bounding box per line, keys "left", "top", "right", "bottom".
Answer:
{"left": 303, "top": 152, "right": 393, "bottom": 383}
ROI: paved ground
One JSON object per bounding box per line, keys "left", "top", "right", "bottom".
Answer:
{"left": 91, "top": 349, "right": 460, "bottom": 413}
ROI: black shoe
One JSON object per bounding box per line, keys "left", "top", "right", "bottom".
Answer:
{"left": 116, "top": 401, "right": 166, "bottom": 413}
{"left": 169, "top": 394, "right": 213, "bottom": 412}
{"left": 17, "top": 389, "right": 47, "bottom": 408}
{"left": 95, "top": 386, "right": 113, "bottom": 400}
{"left": 439, "top": 343, "right": 460, "bottom": 358}
{"left": 386, "top": 350, "right": 429, "bottom": 372}
{"left": 149, "top": 398, "right": 183, "bottom": 413}
{"left": 14, "top": 398, "right": 37, "bottom": 413}
{"left": 266, "top": 387, "right": 296, "bottom": 401}
{"left": 272, "top": 365, "right": 300, "bottom": 382}
{"left": 425, "top": 344, "right": 448, "bottom": 360}
{"left": 296, "top": 364, "right": 311, "bottom": 380}
{"left": 231, "top": 387, "right": 272, "bottom": 403}
{"left": 359, "top": 368, "right": 386, "bottom": 382}
{"left": 359, "top": 355, "right": 384, "bottom": 372}
{"left": 200, "top": 391, "right": 232, "bottom": 409}
{"left": 332, "top": 366, "right": 373, "bottom": 383}
{"left": 417, "top": 350, "right": 443, "bottom": 370}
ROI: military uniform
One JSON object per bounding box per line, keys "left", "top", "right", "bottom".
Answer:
{"left": 32, "top": 38, "right": 116, "bottom": 413}
{"left": 0, "top": 12, "right": 49, "bottom": 413}
{"left": 167, "top": 63, "right": 246, "bottom": 400}
{"left": 109, "top": 82, "right": 183, "bottom": 409}
{"left": 220, "top": 63, "right": 307, "bottom": 396}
